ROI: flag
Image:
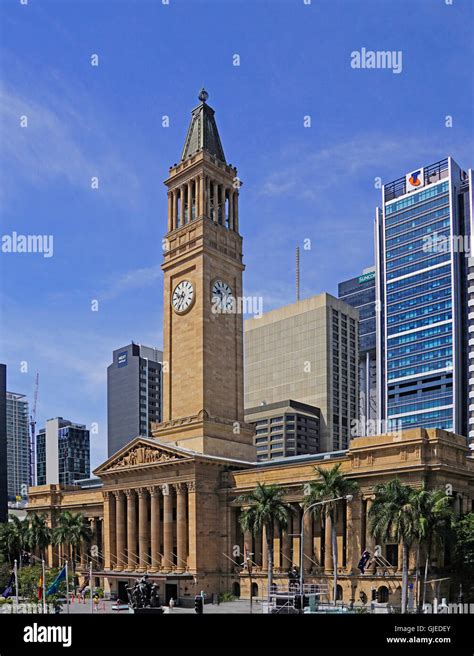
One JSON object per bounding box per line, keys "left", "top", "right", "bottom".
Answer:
{"left": 37, "top": 575, "right": 43, "bottom": 601}
{"left": 46, "top": 565, "right": 66, "bottom": 596}
{"left": 1, "top": 574, "right": 14, "bottom": 599}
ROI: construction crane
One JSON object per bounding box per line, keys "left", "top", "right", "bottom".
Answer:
{"left": 29, "top": 373, "right": 39, "bottom": 488}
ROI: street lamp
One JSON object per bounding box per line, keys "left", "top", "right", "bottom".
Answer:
{"left": 299, "top": 494, "right": 353, "bottom": 608}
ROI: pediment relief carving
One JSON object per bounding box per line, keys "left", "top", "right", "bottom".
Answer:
{"left": 104, "top": 444, "right": 185, "bottom": 472}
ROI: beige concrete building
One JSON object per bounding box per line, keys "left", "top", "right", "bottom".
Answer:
{"left": 245, "top": 294, "right": 359, "bottom": 451}
{"left": 245, "top": 399, "right": 320, "bottom": 461}
{"left": 26, "top": 91, "right": 474, "bottom": 610}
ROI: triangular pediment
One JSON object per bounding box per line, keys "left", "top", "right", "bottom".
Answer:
{"left": 93, "top": 437, "right": 192, "bottom": 476}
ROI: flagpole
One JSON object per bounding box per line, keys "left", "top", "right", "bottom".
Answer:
{"left": 42, "top": 559, "right": 46, "bottom": 614}
{"left": 89, "top": 561, "right": 93, "bottom": 614}
{"left": 13, "top": 559, "right": 18, "bottom": 614}
{"left": 66, "top": 561, "right": 69, "bottom": 614}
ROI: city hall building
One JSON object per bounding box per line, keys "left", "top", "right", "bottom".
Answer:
{"left": 27, "top": 93, "right": 474, "bottom": 608}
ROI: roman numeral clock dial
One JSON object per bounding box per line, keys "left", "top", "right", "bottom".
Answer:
{"left": 172, "top": 280, "right": 195, "bottom": 314}
{"left": 212, "top": 279, "right": 234, "bottom": 312}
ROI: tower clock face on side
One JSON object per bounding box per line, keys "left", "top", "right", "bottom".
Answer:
{"left": 172, "top": 280, "right": 195, "bottom": 314}
{"left": 211, "top": 279, "right": 234, "bottom": 312}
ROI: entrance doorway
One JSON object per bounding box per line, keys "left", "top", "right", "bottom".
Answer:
{"left": 165, "top": 583, "right": 178, "bottom": 604}
{"left": 117, "top": 580, "right": 129, "bottom": 603}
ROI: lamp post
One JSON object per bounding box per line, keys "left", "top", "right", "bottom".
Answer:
{"left": 299, "top": 494, "right": 353, "bottom": 609}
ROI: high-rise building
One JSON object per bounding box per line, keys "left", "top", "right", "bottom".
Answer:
{"left": 6, "top": 392, "right": 29, "bottom": 500}
{"left": 376, "top": 157, "right": 473, "bottom": 436}
{"left": 245, "top": 293, "right": 359, "bottom": 452}
{"left": 36, "top": 417, "right": 90, "bottom": 486}
{"left": 0, "top": 365, "right": 7, "bottom": 521}
{"left": 245, "top": 400, "right": 320, "bottom": 461}
{"left": 107, "top": 343, "right": 163, "bottom": 456}
{"left": 338, "top": 267, "right": 377, "bottom": 429}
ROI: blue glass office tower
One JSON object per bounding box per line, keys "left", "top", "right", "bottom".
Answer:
{"left": 36, "top": 417, "right": 90, "bottom": 486}
{"left": 338, "top": 268, "right": 377, "bottom": 425}
{"left": 376, "top": 157, "right": 473, "bottom": 436}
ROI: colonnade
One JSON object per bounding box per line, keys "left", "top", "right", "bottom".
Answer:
{"left": 167, "top": 174, "right": 239, "bottom": 232}
{"left": 103, "top": 483, "right": 194, "bottom": 573}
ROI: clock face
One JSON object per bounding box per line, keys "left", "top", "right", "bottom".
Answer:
{"left": 212, "top": 279, "right": 234, "bottom": 312}
{"left": 172, "top": 280, "right": 194, "bottom": 314}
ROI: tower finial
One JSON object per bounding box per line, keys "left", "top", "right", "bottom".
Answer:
{"left": 198, "top": 88, "right": 209, "bottom": 103}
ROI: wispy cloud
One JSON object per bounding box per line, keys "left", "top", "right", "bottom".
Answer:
{"left": 100, "top": 264, "right": 163, "bottom": 301}
{"left": 260, "top": 133, "right": 474, "bottom": 200}
{"left": 0, "top": 81, "right": 141, "bottom": 209}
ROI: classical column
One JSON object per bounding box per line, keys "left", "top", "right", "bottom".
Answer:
{"left": 346, "top": 495, "right": 362, "bottom": 572}
{"left": 80, "top": 539, "right": 87, "bottom": 568}
{"left": 198, "top": 175, "right": 204, "bottom": 216}
{"left": 365, "top": 497, "right": 375, "bottom": 551}
{"left": 162, "top": 484, "right": 174, "bottom": 570}
{"left": 103, "top": 492, "right": 116, "bottom": 570}
{"left": 243, "top": 530, "right": 253, "bottom": 566}
{"left": 303, "top": 509, "right": 313, "bottom": 573}
{"left": 213, "top": 181, "right": 219, "bottom": 222}
{"left": 292, "top": 505, "right": 301, "bottom": 568}
{"left": 324, "top": 513, "right": 333, "bottom": 573}
{"left": 149, "top": 486, "right": 161, "bottom": 571}
{"left": 167, "top": 192, "right": 173, "bottom": 232}
{"left": 220, "top": 185, "right": 226, "bottom": 225}
{"left": 176, "top": 483, "right": 188, "bottom": 571}
{"left": 228, "top": 189, "right": 234, "bottom": 230}
{"left": 187, "top": 481, "right": 197, "bottom": 572}
{"left": 89, "top": 517, "right": 97, "bottom": 566}
{"left": 126, "top": 489, "right": 136, "bottom": 571}
{"left": 172, "top": 190, "right": 178, "bottom": 230}
{"left": 138, "top": 488, "right": 149, "bottom": 572}
{"left": 114, "top": 491, "right": 126, "bottom": 571}
{"left": 273, "top": 525, "right": 281, "bottom": 570}
{"left": 281, "top": 527, "right": 292, "bottom": 570}
{"left": 233, "top": 190, "right": 239, "bottom": 232}
{"left": 179, "top": 186, "right": 185, "bottom": 226}
{"left": 187, "top": 180, "right": 193, "bottom": 222}
{"left": 205, "top": 177, "right": 210, "bottom": 217}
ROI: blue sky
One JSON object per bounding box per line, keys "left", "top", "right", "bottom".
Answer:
{"left": 1, "top": 0, "right": 473, "bottom": 469}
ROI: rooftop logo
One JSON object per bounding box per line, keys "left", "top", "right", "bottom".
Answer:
{"left": 406, "top": 168, "right": 424, "bottom": 191}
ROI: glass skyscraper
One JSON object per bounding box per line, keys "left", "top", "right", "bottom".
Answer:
{"left": 376, "top": 157, "right": 473, "bottom": 437}
{"left": 338, "top": 267, "right": 377, "bottom": 428}
{"left": 36, "top": 417, "right": 90, "bottom": 486}
{"left": 6, "top": 392, "right": 30, "bottom": 500}
{"left": 107, "top": 343, "right": 163, "bottom": 457}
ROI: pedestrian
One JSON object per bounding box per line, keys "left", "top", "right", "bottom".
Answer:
{"left": 169, "top": 597, "right": 175, "bottom": 611}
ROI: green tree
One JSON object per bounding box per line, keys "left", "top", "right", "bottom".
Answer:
{"left": 28, "top": 514, "right": 52, "bottom": 563}
{"left": 52, "top": 512, "right": 91, "bottom": 577}
{"left": 0, "top": 516, "right": 30, "bottom": 566}
{"left": 236, "top": 483, "right": 292, "bottom": 599}
{"left": 305, "top": 464, "right": 359, "bottom": 604}
{"left": 370, "top": 480, "right": 418, "bottom": 613}
{"left": 409, "top": 486, "right": 452, "bottom": 608}
{"left": 452, "top": 513, "right": 474, "bottom": 600}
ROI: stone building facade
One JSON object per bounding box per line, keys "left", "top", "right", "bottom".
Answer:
{"left": 27, "top": 91, "right": 474, "bottom": 608}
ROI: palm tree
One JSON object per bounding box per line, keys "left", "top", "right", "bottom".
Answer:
{"left": 305, "top": 464, "right": 359, "bottom": 604}
{"left": 369, "top": 480, "right": 418, "bottom": 613}
{"left": 410, "top": 486, "right": 453, "bottom": 609}
{"left": 52, "top": 511, "right": 91, "bottom": 577}
{"left": 0, "top": 516, "right": 30, "bottom": 566}
{"left": 28, "top": 513, "right": 52, "bottom": 562}
{"left": 236, "top": 483, "right": 292, "bottom": 599}
{"left": 0, "top": 521, "right": 21, "bottom": 565}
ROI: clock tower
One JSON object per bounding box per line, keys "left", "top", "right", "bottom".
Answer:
{"left": 152, "top": 90, "right": 255, "bottom": 461}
